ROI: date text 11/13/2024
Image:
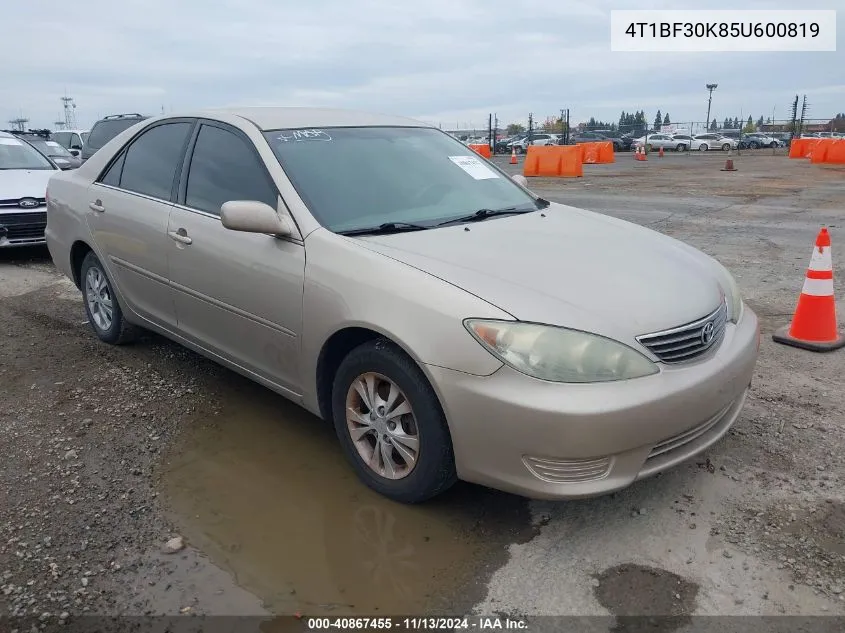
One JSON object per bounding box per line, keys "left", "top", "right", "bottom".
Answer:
{"left": 306, "top": 617, "right": 528, "bottom": 630}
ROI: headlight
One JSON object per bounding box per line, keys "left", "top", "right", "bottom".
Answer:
{"left": 721, "top": 266, "right": 744, "bottom": 323}
{"left": 465, "top": 320, "right": 659, "bottom": 383}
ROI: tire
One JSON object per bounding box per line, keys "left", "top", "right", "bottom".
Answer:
{"left": 699, "top": 144, "right": 709, "bottom": 152}
{"left": 721, "top": 143, "right": 732, "bottom": 151}
{"left": 331, "top": 339, "right": 457, "bottom": 503}
{"left": 676, "top": 144, "right": 686, "bottom": 152}
{"left": 769, "top": 141, "right": 777, "bottom": 148}
{"left": 749, "top": 141, "right": 760, "bottom": 149}
{"left": 80, "top": 251, "right": 138, "bottom": 345}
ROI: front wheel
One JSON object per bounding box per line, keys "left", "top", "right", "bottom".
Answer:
{"left": 722, "top": 143, "right": 732, "bottom": 151}
{"left": 331, "top": 339, "right": 457, "bottom": 503}
{"left": 676, "top": 144, "right": 686, "bottom": 152}
{"left": 769, "top": 141, "right": 778, "bottom": 148}
{"left": 699, "top": 144, "right": 709, "bottom": 152}
{"left": 80, "top": 252, "right": 138, "bottom": 345}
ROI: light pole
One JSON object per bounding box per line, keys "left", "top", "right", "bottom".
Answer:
{"left": 705, "top": 83, "right": 718, "bottom": 132}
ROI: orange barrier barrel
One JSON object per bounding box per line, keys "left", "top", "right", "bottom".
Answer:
{"left": 523, "top": 146, "right": 583, "bottom": 178}
{"left": 824, "top": 139, "right": 845, "bottom": 164}
{"left": 468, "top": 144, "right": 492, "bottom": 158}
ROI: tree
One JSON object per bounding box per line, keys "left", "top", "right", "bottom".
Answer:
{"left": 742, "top": 121, "right": 756, "bottom": 133}
{"left": 653, "top": 110, "right": 662, "bottom": 130}
{"left": 506, "top": 123, "right": 525, "bottom": 135}
{"left": 733, "top": 117, "right": 740, "bottom": 129}
{"left": 663, "top": 112, "right": 671, "bottom": 125}
{"left": 757, "top": 116, "right": 765, "bottom": 128}
{"left": 723, "top": 117, "right": 732, "bottom": 130}
{"left": 710, "top": 119, "right": 718, "bottom": 131}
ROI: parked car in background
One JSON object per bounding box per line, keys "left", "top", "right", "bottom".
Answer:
{"left": 52, "top": 129, "right": 89, "bottom": 157}
{"left": 633, "top": 134, "right": 689, "bottom": 152}
{"left": 690, "top": 134, "right": 735, "bottom": 152}
{"left": 742, "top": 133, "right": 779, "bottom": 149}
{"left": 568, "top": 131, "right": 631, "bottom": 152}
{"left": 0, "top": 130, "right": 60, "bottom": 247}
{"left": 5, "top": 130, "right": 82, "bottom": 170}
{"left": 81, "top": 114, "right": 148, "bottom": 162}
{"left": 44, "top": 107, "right": 757, "bottom": 503}
{"left": 510, "top": 133, "right": 559, "bottom": 153}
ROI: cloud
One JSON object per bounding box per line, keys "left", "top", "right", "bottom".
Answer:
{"left": 1, "top": 0, "right": 842, "bottom": 130}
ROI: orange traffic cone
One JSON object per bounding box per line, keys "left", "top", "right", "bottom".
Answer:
{"left": 721, "top": 158, "right": 737, "bottom": 171}
{"left": 510, "top": 147, "right": 518, "bottom": 165}
{"left": 658, "top": 146, "right": 664, "bottom": 158}
{"left": 773, "top": 227, "right": 844, "bottom": 351}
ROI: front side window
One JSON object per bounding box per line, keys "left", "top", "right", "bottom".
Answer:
{"left": 185, "top": 124, "right": 277, "bottom": 216}
{"left": 263, "top": 126, "right": 539, "bottom": 233}
{"left": 118, "top": 122, "right": 191, "bottom": 200}
{"left": 0, "top": 136, "right": 55, "bottom": 170}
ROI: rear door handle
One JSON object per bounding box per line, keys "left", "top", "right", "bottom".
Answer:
{"left": 89, "top": 200, "right": 105, "bottom": 213}
{"left": 168, "top": 229, "right": 193, "bottom": 245}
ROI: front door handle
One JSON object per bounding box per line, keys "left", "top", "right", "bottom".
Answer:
{"left": 168, "top": 228, "right": 193, "bottom": 245}
{"left": 89, "top": 200, "right": 105, "bottom": 213}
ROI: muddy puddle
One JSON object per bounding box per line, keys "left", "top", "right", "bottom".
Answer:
{"left": 161, "top": 374, "right": 531, "bottom": 616}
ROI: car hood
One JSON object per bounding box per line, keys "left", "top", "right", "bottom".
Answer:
{"left": 357, "top": 203, "right": 725, "bottom": 342}
{"left": 0, "top": 169, "right": 56, "bottom": 202}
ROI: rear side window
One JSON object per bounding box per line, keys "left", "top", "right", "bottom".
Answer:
{"left": 119, "top": 123, "right": 191, "bottom": 200}
{"left": 184, "top": 124, "right": 277, "bottom": 216}
{"left": 87, "top": 119, "right": 143, "bottom": 150}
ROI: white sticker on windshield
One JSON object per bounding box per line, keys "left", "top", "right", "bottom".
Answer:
{"left": 448, "top": 155, "right": 499, "bottom": 180}
{"left": 0, "top": 138, "right": 22, "bottom": 146}
{"left": 46, "top": 141, "right": 61, "bottom": 148}
{"left": 277, "top": 129, "right": 332, "bottom": 142}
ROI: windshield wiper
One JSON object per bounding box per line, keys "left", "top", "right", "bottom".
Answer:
{"left": 337, "top": 221, "right": 431, "bottom": 236}
{"left": 436, "top": 206, "right": 534, "bottom": 227}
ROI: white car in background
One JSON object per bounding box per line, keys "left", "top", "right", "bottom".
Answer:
{"left": 509, "top": 133, "right": 560, "bottom": 153}
{"left": 0, "top": 131, "right": 60, "bottom": 247}
{"left": 689, "top": 134, "right": 736, "bottom": 152}
{"left": 52, "top": 129, "right": 90, "bottom": 158}
{"left": 742, "top": 133, "right": 779, "bottom": 149}
{"left": 633, "top": 134, "right": 689, "bottom": 152}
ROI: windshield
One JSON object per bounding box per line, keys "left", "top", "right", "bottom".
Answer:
{"left": 32, "top": 139, "right": 73, "bottom": 157}
{"left": 0, "top": 137, "right": 55, "bottom": 170}
{"left": 87, "top": 119, "right": 141, "bottom": 150}
{"left": 263, "top": 126, "right": 539, "bottom": 232}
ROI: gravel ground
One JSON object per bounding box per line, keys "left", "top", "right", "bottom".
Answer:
{"left": 1, "top": 152, "right": 844, "bottom": 626}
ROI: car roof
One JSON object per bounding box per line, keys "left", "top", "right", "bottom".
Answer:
{"left": 0, "top": 131, "right": 13, "bottom": 138}
{"left": 178, "top": 107, "right": 430, "bottom": 131}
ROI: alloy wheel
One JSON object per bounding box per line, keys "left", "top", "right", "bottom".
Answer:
{"left": 85, "top": 266, "right": 113, "bottom": 332}
{"left": 345, "top": 372, "right": 420, "bottom": 480}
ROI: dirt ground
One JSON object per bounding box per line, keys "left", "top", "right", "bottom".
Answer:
{"left": 1, "top": 152, "right": 844, "bottom": 628}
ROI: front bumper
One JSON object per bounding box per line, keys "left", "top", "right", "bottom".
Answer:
{"left": 428, "top": 306, "right": 760, "bottom": 500}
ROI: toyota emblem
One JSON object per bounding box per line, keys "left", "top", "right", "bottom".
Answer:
{"left": 701, "top": 321, "right": 716, "bottom": 345}
{"left": 18, "top": 197, "right": 39, "bottom": 208}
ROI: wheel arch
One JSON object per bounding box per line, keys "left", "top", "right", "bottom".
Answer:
{"left": 70, "top": 240, "right": 94, "bottom": 289}
{"left": 315, "top": 325, "right": 450, "bottom": 426}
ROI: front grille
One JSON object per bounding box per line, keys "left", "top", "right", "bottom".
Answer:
{"left": 0, "top": 198, "right": 47, "bottom": 209}
{"left": 523, "top": 455, "right": 612, "bottom": 483}
{"left": 1, "top": 212, "right": 47, "bottom": 242}
{"left": 636, "top": 302, "right": 727, "bottom": 363}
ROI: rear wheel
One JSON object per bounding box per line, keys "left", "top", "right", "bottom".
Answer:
{"left": 80, "top": 252, "right": 138, "bottom": 345}
{"left": 676, "top": 144, "right": 686, "bottom": 152}
{"left": 331, "top": 339, "right": 457, "bottom": 503}
{"left": 699, "top": 144, "right": 709, "bottom": 152}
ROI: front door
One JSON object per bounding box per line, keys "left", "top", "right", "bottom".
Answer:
{"left": 86, "top": 121, "right": 193, "bottom": 328}
{"left": 167, "top": 122, "right": 305, "bottom": 393}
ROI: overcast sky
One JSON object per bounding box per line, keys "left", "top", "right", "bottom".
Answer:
{"left": 2, "top": 0, "right": 842, "bottom": 131}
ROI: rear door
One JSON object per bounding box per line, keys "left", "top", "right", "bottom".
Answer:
{"left": 86, "top": 120, "right": 194, "bottom": 329}
{"left": 167, "top": 121, "right": 305, "bottom": 392}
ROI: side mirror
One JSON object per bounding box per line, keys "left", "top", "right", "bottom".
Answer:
{"left": 512, "top": 174, "right": 529, "bottom": 187}
{"left": 220, "top": 200, "right": 292, "bottom": 236}
{"left": 69, "top": 149, "right": 80, "bottom": 157}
